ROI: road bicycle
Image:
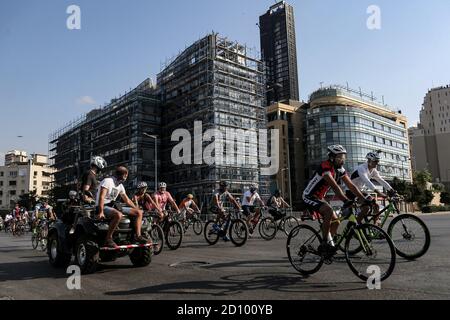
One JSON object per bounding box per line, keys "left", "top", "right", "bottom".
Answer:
{"left": 204, "top": 208, "right": 248, "bottom": 247}
{"left": 156, "top": 210, "right": 184, "bottom": 250}
{"left": 362, "top": 195, "right": 431, "bottom": 260}
{"left": 259, "top": 208, "right": 300, "bottom": 240}
{"left": 142, "top": 211, "right": 165, "bottom": 256}
{"left": 174, "top": 209, "right": 203, "bottom": 236}
{"left": 286, "top": 201, "right": 396, "bottom": 282}
{"left": 32, "top": 219, "right": 49, "bottom": 251}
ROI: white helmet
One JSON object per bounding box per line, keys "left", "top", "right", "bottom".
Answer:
{"left": 327, "top": 145, "right": 347, "bottom": 156}
{"left": 366, "top": 152, "right": 381, "bottom": 161}
{"left": 158, "top": 182, "right": 167, "bottom": 188}
{"left": 68, "top": 190, "right": 78, "bottom": 199}
{"left": 91, "top": 156, "right": 107, "bottom": 170}
{"left": 137, "top": 181, "right": 148, "bottom": 189}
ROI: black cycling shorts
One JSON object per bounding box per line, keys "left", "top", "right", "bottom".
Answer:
{"left": 302, "top": 195, "right": 328, "bottom": 212}
{"left": 242, "top": 205, "right": 256, "bottom": 216}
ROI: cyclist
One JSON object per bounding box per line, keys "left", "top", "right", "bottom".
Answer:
{"left": 80, "top": 156, "right": 107, "bottom": 204}
{"left": 302, "top": 145, "right": 373, "bottom": 257}
{"left": 241, "top": 184, "right": 267, "bottom": 234}
{"left": 347, "top": 151, "right": 398, "bottom": 224}
{"left": 267, "top": 189, "right": 291, "bottom": 221}
{"left": 154, "top": 182, "right": 181, "bottom": 218}
{"left": 179, "top": 194, "right": 201, "bottom": 222}
{"left": 4, "top": 213, "right": 13, "bottom": 231}
{"left": 96, "top": 166, "right": 148, "bottom": 248}
{"left": 12, "top": 204, "right": 21, "bottom": 233}
{"left": 210, "top": 181, "right": 241, "bottom": 241}
{"left": 40, "top": 201, "right": 56, "bottom": 221}
{"left": 133, "top": 181, "right": 163, "bottom": 219}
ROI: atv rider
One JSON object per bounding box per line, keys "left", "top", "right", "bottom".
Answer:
{"left": 96, "top": 166, "right": 148, "bottom": 248}
{"left": 80, "top": 156, "right": 107, "bottom": 205}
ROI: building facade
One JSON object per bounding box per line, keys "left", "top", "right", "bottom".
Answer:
{"left": 306, "top": 85, "right": 412, "bottom": 186}
{"left": 259, "top": 1, "right": 299, "bottom": 105}
{"left": 157, "top": 33, "right": 268, "bottom": 206}
{"left": 409, "top": 85, "right": 450, "bottom": 187}
{"left": 49, "top": 79, "right": 161, "bottom": 195}
{"left": 0, "top": 152, "right": 53, "bottom": 211}
{"left": 267, "top": 100, "right": 306, "bottom": 209}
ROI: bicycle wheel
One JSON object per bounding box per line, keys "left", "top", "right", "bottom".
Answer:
{"left": 387, "top": 214, "right": 431, "bottom": 260}
{"left": 286, "top": 225, "right": 324, "bottom": 275}
{"left": 229, "top": 219, "right": 248, "bottom": 247}
{"left": 150, "top": 224, "right": 164, "bottom": 255}
{"left": 282, "top": 216, "right": 300, "bottom": 236}
{"left": 204, "top": 220, "right": 220, "bottom": 245}
{"left": 31, "top": 234, "right": 39, "bottom": 249}
{"left": 345, "top": 224, "right": 396, "bottom": 282}
{"left": 165, "top": 221, "right": 183, "bottom": 250}
{"left": 192, "top": 219, "right": 203, "bottom": 235}
{"left": 258, "top": 217, "right": 277, "bottom": 240}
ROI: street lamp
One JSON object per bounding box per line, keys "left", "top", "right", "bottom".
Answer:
{"left": 143, "top": 133, "right": 158, "bottom": 190}
{"left": 281, "top": 167, "right": 292, "bottom": 206}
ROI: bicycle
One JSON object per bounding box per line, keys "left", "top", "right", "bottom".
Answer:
{"left": 156, "top": 210, "right": 184, "bottom": 250}
{"left": 142, "top": 211, "right": 165, "bottom": 255}
{"left": 13, "top": 220, "right": 26, "bottom": 237}
{"left": 362, "top": 195, "right": 431, "bottom": 260}
{"left": 174, "top": 209, "right": 203, "bottom": 236}
{"left": 32, "top": 219, "right": 49, "bottom": 251}
{"left": 259, "top": 208, "right": 300, "bottom": 240}
{"left": 286, "top": 201, "right": 396, "bottom": 282}
{"left": 204, "top": 208, "right": 249, "bottom": 247}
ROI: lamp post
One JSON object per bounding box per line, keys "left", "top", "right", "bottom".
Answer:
{"left": 143, "top": 133, "right": 158, "bottom": 190}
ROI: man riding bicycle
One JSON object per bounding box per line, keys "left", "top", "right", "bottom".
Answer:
{"left": 210, "top": 181, "right": 241, "bottom": 241}
{"left": 96, "top": 166, "right": 148, "bottom": 248}
{"left": 302, "top": 145, "right": 373, "bottom": 257}
{"left": 347, "top": 151, "right": 398, "bottom": 224}
{"left": 133, "top": 181, "right": 163, "bottom": 218}
{"left": 154, "top": 182, "right": 181, "bottom": 221}
{"left": 179, "top": 194, "right": 200, "bottom": 222}
{"left": 267, "top": 189, "right": 291, "bottom": 221}
{"left": 241, "top": 184, "right": 267, "bottom": 234}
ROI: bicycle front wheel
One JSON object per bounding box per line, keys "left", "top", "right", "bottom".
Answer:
{"left": 193, "top": 219, "right": 203, "bottom": 235}
{"left": 31, "top": 234, "right": 39, "bottom": 249}
{"left": 165, "top": 221, "right": 183, "bottom": 250}
{"left": 387, "top": 214, "right": 430, "bottom": 260}
{"left": 258, "top": 217, "right": 277, "bottom": 240}
{"left": 204, "top": 220, "right": 220, "bottom": 245}
{"left": 150, "top": 224, "right": 164, "bottom": 255}
{"left": 286, "top": 225, "right": 324, "bottom": 275}
{"left": 282, "top": 216, "right": 300, "bottom": 236}
{"left": 345, "top": 224, "right": 396, "bottom": 282}
{"left": 229, "top": 219, "right": 248, "bottom": 247}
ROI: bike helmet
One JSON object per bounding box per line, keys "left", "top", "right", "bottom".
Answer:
{"left": 366, "top": 152, "right": 381, "bottom": 161}
{"left": 137, "top": 181, "right": 148, "bottom": 189}
{"left": 69, "top": 190, "right": 78, "bottom": 199}
{"left": 219, "top": 181, "right": 229, "bottom": 188}
{"left": 187, "top": 194, "right": 194, "bottom": 199}
{"left": 327, "top": 145, "right": 347, "bottom": 157}
{"left": 91, "top": 156, "right": 107, "bottom": 170}
{"left": 249, "top": 183, "right": 258, "bottom": 192}
{"left": 158, "top": 182, "right": 167, "bottom": 188}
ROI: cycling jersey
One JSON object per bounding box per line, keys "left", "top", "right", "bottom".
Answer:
{"left": 136, "top": 193, "right": 157, "bottom": 211}
{"left": 350, "top": 163, "right": 393, "bottom": 192}
{"left": 179, "top": 199, "right": 194, "bottom": 210}
{"left": 241, "top": 191, "right": 262, "bottom": 206}
{"left": 303, "top": 160, "right": 347, "bottom": 200}
{"left": 154, "top": 191, "right": 174, "bottom": 211}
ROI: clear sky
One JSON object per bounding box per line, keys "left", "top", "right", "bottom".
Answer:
{"left": 1, "top": 0, "right": 449, "bottom": 164}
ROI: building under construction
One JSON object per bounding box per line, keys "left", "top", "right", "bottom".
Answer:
{"left": 49, "top": 79, "right": 161, "bottom": 195}
{"left": 157, "top": 33, "right": 268, "bottom": 206}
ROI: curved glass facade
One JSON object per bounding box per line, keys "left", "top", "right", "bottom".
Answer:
{"left": 306, "top": 105, "right": 411, "bottom": 182}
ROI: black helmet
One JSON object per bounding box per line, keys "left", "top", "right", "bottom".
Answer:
{"left": 274, "top": 189, "right": 281, "bottom": 197}
{"left": 219, "top": 181, "right": 229, "bottom": 188}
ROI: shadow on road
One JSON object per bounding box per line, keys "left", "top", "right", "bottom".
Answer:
{"left": 104, "top": 272, "right": 365, "bottom": 297}
{"left": 0, "top": 260, "right": 67, "bottom": 282}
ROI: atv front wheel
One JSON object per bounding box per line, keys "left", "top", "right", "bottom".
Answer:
{"left": 75, "top": 234, "right": 99, "bottom": 274}
{"left": 129, "top": 247, "right": 152, "bottom": 267}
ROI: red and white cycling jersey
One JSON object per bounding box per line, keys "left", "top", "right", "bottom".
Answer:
{"left": 303, "top": 160, "right": 347, "bottom": 200}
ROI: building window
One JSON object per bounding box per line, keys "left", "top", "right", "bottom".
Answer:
{"left": 0, "top": 172, "right": 3, "bottom": 177}
{"left": 10, "top": 171, "right": 17, "bottom": 177}
{"left": 9, "top": 181, "right": 17, "bottom": 186}
{"left": 331, "top": 116, "right": 338, "bottom": 123}
{"left": 10, "top": 190, "right": 16, "bottom": 196}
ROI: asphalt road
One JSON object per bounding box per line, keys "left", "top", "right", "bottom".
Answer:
{"left": 1, "top": 213, "right": 450, "bottom": 300}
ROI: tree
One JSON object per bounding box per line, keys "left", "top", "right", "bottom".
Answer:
{"left": 418, "top": 190, "right": 434, "bottom": 208}
{"left": 441, "top": 191, "right": 450, "bottom": 205}
{"left": 391, "top": 177, "right": 409, "bottom": 196}
{"left": 433, "top": 183, "right": 445, "bottom": 192}
{"left": 18, "top": 190, "right": 39, "bottom": 211}
{"left": 413, "top": 170, "right": 432, "bottom": 191}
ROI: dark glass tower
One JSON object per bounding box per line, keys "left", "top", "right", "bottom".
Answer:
{"left": 259, "top": 1, "right": 299, "bottom": 105}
